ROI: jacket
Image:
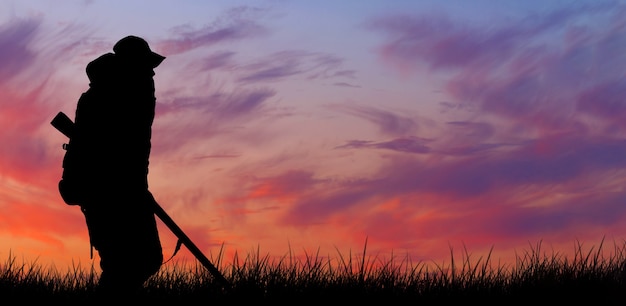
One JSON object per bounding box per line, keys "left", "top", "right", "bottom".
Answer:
{"left": 64, "top": 52, "right": 157, "bottom": 198}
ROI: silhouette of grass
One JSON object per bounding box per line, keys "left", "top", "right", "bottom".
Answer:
{"left": 2, "top": 238, "right": 626, "bottom": 304}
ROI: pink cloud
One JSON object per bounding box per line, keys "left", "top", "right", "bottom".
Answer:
{"left": 217, "top": 170, "right": 320, "bottom": 217}
{"left": 353, "top": 7, "right": 626, "bottom": 251}
{"left": 0, "top": 17, "right": 94, "bottom": 190}
{"left": 5, "top": 1, "right": 626, "bottom": 269}
{"left": 0, "top": 82, "right": 61, "bottom": 188}
{"left": 0, "top": 16, "right": 134, "bottom": 266}
{"left": 0, "top": 195, "right": 87, "bottom": 250}
{"left": 276, "top": 131, "right": 626, "bottom": 229}
{"left": 369, "top": 192, "right": 626, "bottom": 258}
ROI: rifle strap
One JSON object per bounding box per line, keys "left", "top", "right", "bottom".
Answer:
{"left": 162, "top": 239, "right": 183, "bottom": 265}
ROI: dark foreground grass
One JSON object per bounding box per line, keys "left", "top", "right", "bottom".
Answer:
{"left": 3, "top": 238, "right": 626, "bottom": 304}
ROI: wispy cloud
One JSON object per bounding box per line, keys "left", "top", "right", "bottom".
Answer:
{"left": 198, "top": 51, "right": 237, "bottom": 71}
{"left": 367, "top": 2, "right": 615, "bottom": 72}
{"left": 236, "top": 51, "right": 352, "bottom": 84}
{"left": 157, "top": 6, "right": 269, "bottom": 55}
{"left": 577, "top": 79, "right": 626, "bottom": 124}
{"left": 368, "top": 2, "right": 626, "bottom": 132}
{"left": 336, "top": 137, "right": 431, "bottom": 154}
{"left": 156, "top": 87, "right": 276, "bottom": 119}
{"left": 0, "top": 198, "right": 86, "bottom": 245}
{"left": 5, "top": 0, "right": 626, "bottom": 268}
{"left": 209, "top": 170, "right": 321, "bottom": 227}
{"left": 278, "top": 131, "right": 626, "bottom": 226}
{"left": 0, "top": 17, "right": 40, "bottom": 80}
{"left": 333, "top": 82, "right": 360, "bottom": 88}
{"left": 237, "top": 51, "right": 306, "bottom": 83}
{"left": 0, "top": 16, "right": 93, "bottom": 188}
{"left": 213, "top": 88, "right": 277, "bottom": 118}
{"left": 329, "top": 104, "right": 417, "bottom": 136}
{"left": 152, "top": 87, "right": 276, "bottom": 156}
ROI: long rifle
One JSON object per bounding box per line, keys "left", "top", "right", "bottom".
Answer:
{"left": 51, "top": 112, "right": 230, "bottom": 288}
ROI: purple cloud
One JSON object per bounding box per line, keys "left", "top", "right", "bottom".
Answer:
{"left": 159, "top": 22, "right": 266, "bottom": 55}
{"left": 367, "top": 13, "right": 517, "bottom": 72}
{"left": 215, "top": 87, "right": 276, "bottom": 118}
{"left": 0, "top": 17, "right": 40, "bottom": 80}
{"left": 237, "top": 52, "right": 304, "bottom": 83}
{"left": 157, "top": 87, "right": 275, "bottom": 118}
{"left": 439, "top": 142, "right": 511, "bottom": 156}
{"left": 199, "top": 51, "right": 237, "bottom": 70}
{"left": 280, "top": 133, "right": 626, "bottom": 225}
{"left": 333, "top": 82, "right": 361, "bottom": 88}
{"left": 359, "top": 187, "right": 626, "bottom": 252}
{"left": 330, "top": 104, "right": 417, "bottom": 136}
{"left": 152, "top": 87, "right": 276, "bottom": 156}
{"left": 158, "top": 6, "right": 268, "bottom": 55}
{"left": 577, "top": 79, "right": 626, "bottom": 122}
{"left": 337, "top": 137, "right": 431, "bottom": 154}
{"left": 368, "top": 2, "right": 626, "bottom": 132}
{"left": 0, "top": 16, "right": 96, "bottom": 188}
{"left": 481, "top": 189, "right": 626, "bottom": 240}
{"left": 445, "top": 121, "right": 494, "bottom": 141}
{"left": 332, "top": 70, "right": 357, "bottom": 79}
{"left": 236, "top": 51, "right": 352, "bottom": 84}
{"left": 436, "top": 121, "right": 509, "bottom": 155}
{"left": 395, "top": 136, "right": 626, "bottom": 198}
{"left": 368, "top": 3, "right": 614, "bottom": 72}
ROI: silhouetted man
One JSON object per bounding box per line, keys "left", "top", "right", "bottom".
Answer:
{"left": 67, "top": 35, "right": 165, "bottom": 295}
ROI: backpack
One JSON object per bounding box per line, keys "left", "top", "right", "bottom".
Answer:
{"left": 51, "top": 111, "right": 84, "bottom": 205}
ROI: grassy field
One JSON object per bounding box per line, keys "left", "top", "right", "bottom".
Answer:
{"left": 2, "top": 238, "right": 626, "bottom": 304}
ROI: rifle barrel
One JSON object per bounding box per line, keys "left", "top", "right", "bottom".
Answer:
{"left": 150, "top": 198, "right": 231, "bottom": 288}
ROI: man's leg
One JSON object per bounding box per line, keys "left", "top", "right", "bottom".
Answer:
{"left": 85, "top": 194, "right": 163, "bottom": 295}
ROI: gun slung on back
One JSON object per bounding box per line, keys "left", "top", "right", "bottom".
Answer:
{"left": 51, "top": 112, "right": 75, "bottom": 138}
{"left": 50, "top": 111, "right": 231, "bottom": 288}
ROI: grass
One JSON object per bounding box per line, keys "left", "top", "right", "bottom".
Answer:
{"left": 2, "top": 238, "right": 626, "bottom": 304}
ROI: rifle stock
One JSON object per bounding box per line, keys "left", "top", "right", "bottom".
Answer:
{"left": 50, "top": 111, "right": 230, "bottom": 288}
{"left": 51, "top": 112, "right": 75, "bottom": 138}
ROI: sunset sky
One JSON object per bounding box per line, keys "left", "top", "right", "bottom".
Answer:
{"left": 2, "top": 0, "right": 626, "bottom": 272}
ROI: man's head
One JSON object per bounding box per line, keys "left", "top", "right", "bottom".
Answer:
{"left": 113, "top": 35, "right": 165, "bottom": 68}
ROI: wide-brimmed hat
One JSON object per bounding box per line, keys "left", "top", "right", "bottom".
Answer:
{"left": 113, "top": 35, "right": 165, "bottom": 68}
